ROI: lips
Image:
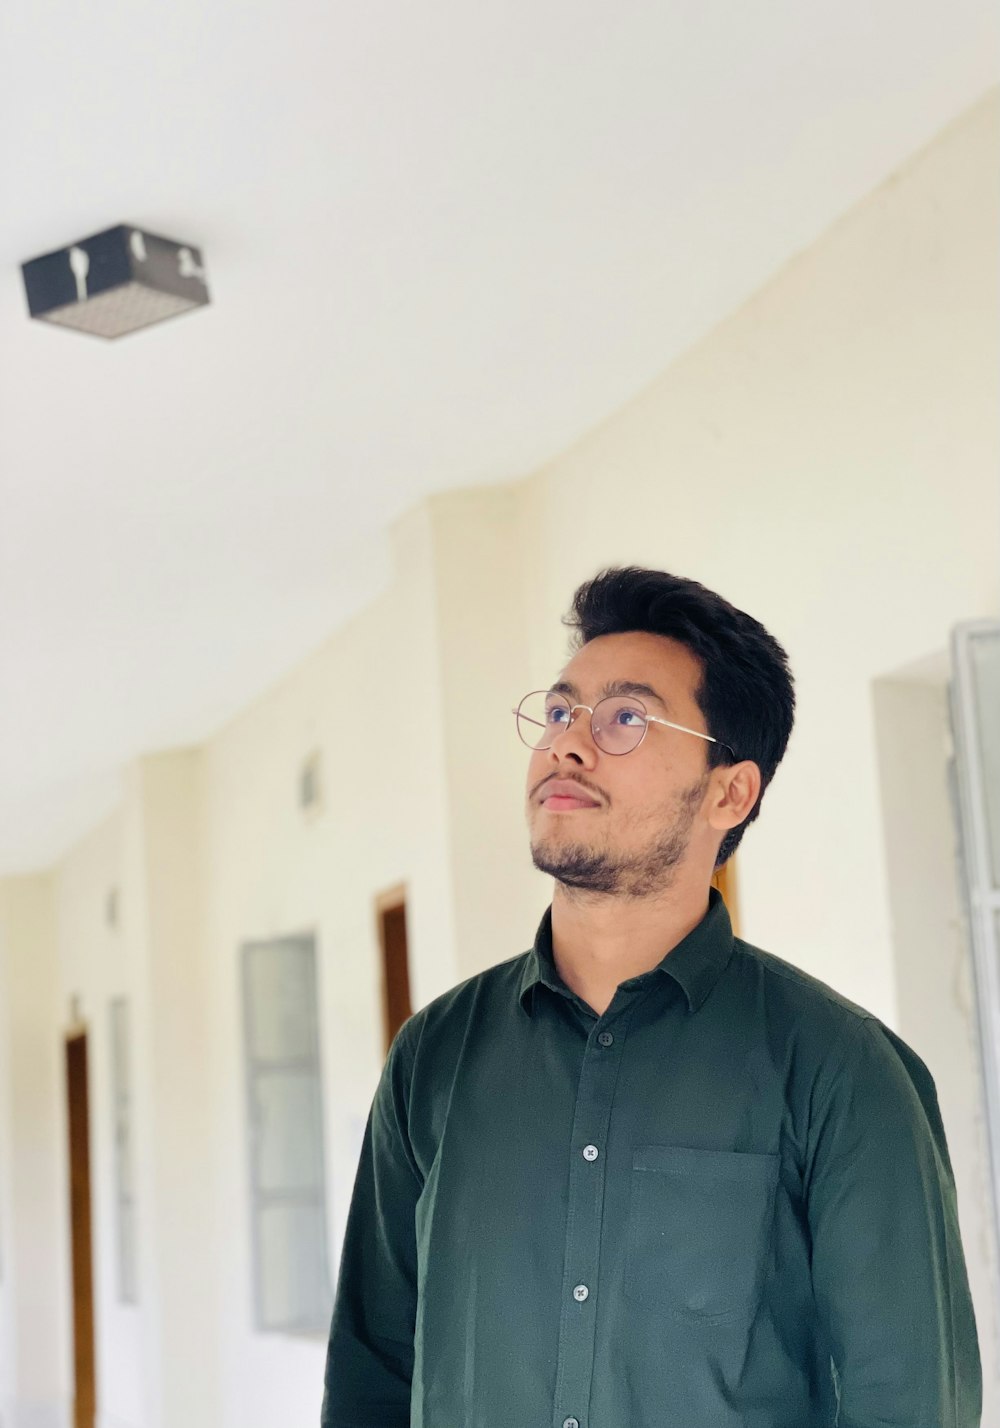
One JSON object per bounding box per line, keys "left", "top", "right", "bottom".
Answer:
{"left": 539, "top": 780, "right": 602, "bottom": 810}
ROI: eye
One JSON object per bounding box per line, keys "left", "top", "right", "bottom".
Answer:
{"left": 612, "top": 707, "right": 645, "bottom": 728}
{"left": 545, "top": 703, "right": 571, "bottom": 726}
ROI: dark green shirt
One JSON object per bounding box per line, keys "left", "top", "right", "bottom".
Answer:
{"left": 321, "top": 888, "right": 981, "bottom": 1428}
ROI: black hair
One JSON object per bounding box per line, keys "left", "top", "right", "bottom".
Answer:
{"left": 563, "top": 567, "right": 795, "bottom": 868}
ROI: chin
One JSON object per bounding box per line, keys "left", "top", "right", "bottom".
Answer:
{"left": 531, "top": 832, "right": 596, "bottom": 862}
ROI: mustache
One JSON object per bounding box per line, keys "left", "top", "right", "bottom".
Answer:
{"left": 529, "top": 772, "right": 609, "bottom": 804}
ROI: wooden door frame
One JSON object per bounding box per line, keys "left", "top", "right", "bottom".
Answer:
{"left": 65, "top": 1028, "right": 96, "bottom": 1428}
{"left": 375, "top": 884, "right": 413, "bottom": 1055}
{"left": 711, "top": 857, "right": 741, "bottom": 938}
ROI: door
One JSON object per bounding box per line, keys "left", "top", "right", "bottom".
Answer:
{"left": 66, "top": 1031, "right": 96, "bottom": 1428}
{"left": 377, "top": 887, "right": 413, "bottom": 1056}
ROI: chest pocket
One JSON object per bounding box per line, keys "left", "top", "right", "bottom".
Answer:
{"left": 624, "top": 1145, "right": 779, "bottom": 1325}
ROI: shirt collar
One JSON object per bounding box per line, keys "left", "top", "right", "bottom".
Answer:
{"left": 518, "top": 885, "right": 735, "bottom": 1016}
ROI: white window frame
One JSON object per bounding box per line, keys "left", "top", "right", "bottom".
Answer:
{"left": 110, "top": 996, "right": 138, "bottom": 1304}
{"left": 948, "top": 619, "right": 1000, "bottom": 1300}
{"left": 241, "top": 932, "right": 332, "bottom": 1335}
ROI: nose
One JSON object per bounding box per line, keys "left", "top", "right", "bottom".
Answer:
{"left": 546, "top": 705, "right": 599, "bottom": 767}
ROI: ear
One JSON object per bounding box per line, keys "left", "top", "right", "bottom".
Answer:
{"left": 706, "top": 760, "right": 762, "bottom": 833}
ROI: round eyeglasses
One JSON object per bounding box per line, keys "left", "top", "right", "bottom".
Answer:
{"left": 513, "top": 690, "right": 735, "bottom": 760}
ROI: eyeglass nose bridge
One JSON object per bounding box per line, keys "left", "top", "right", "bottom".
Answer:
{"left": 554, "top": 702, "right": 598, "bottom": 737}
{"left": 540, "top": 701, "right": 594, "bottom": 747}
{"left": 552, "top": 698, "right": 650, "bottom": 754}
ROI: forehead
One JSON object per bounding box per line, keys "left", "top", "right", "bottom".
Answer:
{"left": 556, "top": 631, "right": 703, "bottom": 706}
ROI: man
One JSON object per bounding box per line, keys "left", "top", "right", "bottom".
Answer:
{"left": 321, "top": 566, "right": 982, "bottom": 1427}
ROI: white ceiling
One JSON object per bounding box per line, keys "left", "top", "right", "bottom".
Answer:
{"left": 0, "top": 0, "right": 996, "bottom": 873}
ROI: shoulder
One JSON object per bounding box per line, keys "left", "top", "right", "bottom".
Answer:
{"left": 725, "top": 935, "right": 875, "bottom": 1064}
{"left": 385, "top": 952, "right": 533, "bottom": 1148}
{"left": 730, "top": 938, "right": 938, "bottom": 1085}
{"left": 732, "top": 936, "right": 873, "bottom": 1023}
{"left": 723, "top": 942, "right": 950, "bottom": 1190}
{"left": 391, "top": 950, "right": 532, "bottom": 1060}
{"left": 730, "top": 938, "right": 940, "bottom": 1115}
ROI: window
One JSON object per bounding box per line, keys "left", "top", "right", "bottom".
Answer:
{"left": 241, "top": 933, "right": 332, "bottom": 1334}
{"left": 948, "top": 622, "right": 1000, "bottom": 1259}
{"left": 110, "top": 998, "right": 137, "bottom": 1303}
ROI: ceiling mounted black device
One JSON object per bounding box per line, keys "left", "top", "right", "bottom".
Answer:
{"left": 21, "top": 225, "right": 210, "bottom": 339}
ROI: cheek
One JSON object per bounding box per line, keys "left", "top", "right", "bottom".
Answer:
{"left": 616, "top": 763, "right": 672, "bottom": 819}
{"left": 525, "top": 750, "right": 548, "bottom": 795}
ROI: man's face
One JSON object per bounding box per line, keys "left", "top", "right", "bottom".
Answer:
{"left": 525, "top": 631, "right": 719, "bottom": 897}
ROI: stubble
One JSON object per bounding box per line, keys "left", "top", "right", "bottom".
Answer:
{"left": 530, "top": 773, "right": 709, "bottom": 898}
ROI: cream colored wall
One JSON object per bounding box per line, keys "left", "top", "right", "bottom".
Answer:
{"left": 516, "top": 89, "right": 999, "bottom": 1021}
{"left": 427, "top": 487, "right": 548, "bottom": 981}
{"left": 0, "top": 902, "right": 13, "bottom": 1406}
{"left": 0, "top": 90, "right": 997, "bottom": 1428}
{"left": 199, "top": 503, "right": 469, "bottom": 1427}
{"left": 52, "top": 812, "right": 144, "bottom": 1428}
{"left": 25, "top": 769, "right": 218, "bottom": 1428}
{"left": 0, "top": 875, "right": 70, "bottom": 1428}
{"left": 125, "top": 754, "right": 218, "bottom": 1428}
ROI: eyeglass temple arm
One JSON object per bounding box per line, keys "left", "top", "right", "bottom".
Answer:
{"left": 647, "top": 716, "right": 736, "bottom": 759}
{"left": 646, "top": 715, "right": 716, "bottom": 743}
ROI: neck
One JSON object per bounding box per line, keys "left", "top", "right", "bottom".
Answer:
{"left": 550, "top": 875, "right": 710, "bottom": 1016}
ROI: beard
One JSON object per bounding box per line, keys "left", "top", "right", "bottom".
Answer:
{"left": 530, "top": 774, "right": 708, "bottom": 898}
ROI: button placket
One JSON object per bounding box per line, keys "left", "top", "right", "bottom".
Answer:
{"left": 552, "top": 1016, "right": 627, "bottom": 1428}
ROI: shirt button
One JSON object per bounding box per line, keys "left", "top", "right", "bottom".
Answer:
{"left": 582, "top": 1144, "right": 599, "bottom": 1161}
{"left": 597, "top": 1031, "right": 614, "bottom": 1047}
{"left": 572, "top": 1284, "right": 589, "bottom": 1302}
{"left": 563, "top": 1419, "right": 580, "bottom": 1427}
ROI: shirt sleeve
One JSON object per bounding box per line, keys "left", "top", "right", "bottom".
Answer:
{"left": 321, "top": 1021, "right": 422, "bottom": 1428}
{"left": 806, "top": 1015, "right": 982, "bottom": 1428}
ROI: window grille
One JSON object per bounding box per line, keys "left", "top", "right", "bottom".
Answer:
{"left": 241, "top": 933, "right": 332, "bottom": 1333}
{"left": 948, "top": 621, "right": 1000, "bottom": 1291}
{"left": 110, "top": 997, "right": 138, "bottom": 1303}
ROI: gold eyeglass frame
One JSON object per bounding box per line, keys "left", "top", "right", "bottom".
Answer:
{"left": 513, "top": 690, "right": 736, "bottom": 761}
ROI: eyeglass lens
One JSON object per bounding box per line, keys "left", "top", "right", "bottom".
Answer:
{"left": 515, "top": 691, "right": 648, "bottom": 755}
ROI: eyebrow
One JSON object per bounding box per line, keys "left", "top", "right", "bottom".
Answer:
{"left": 549, "top": 678, "right": 673, "bottom": 713}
